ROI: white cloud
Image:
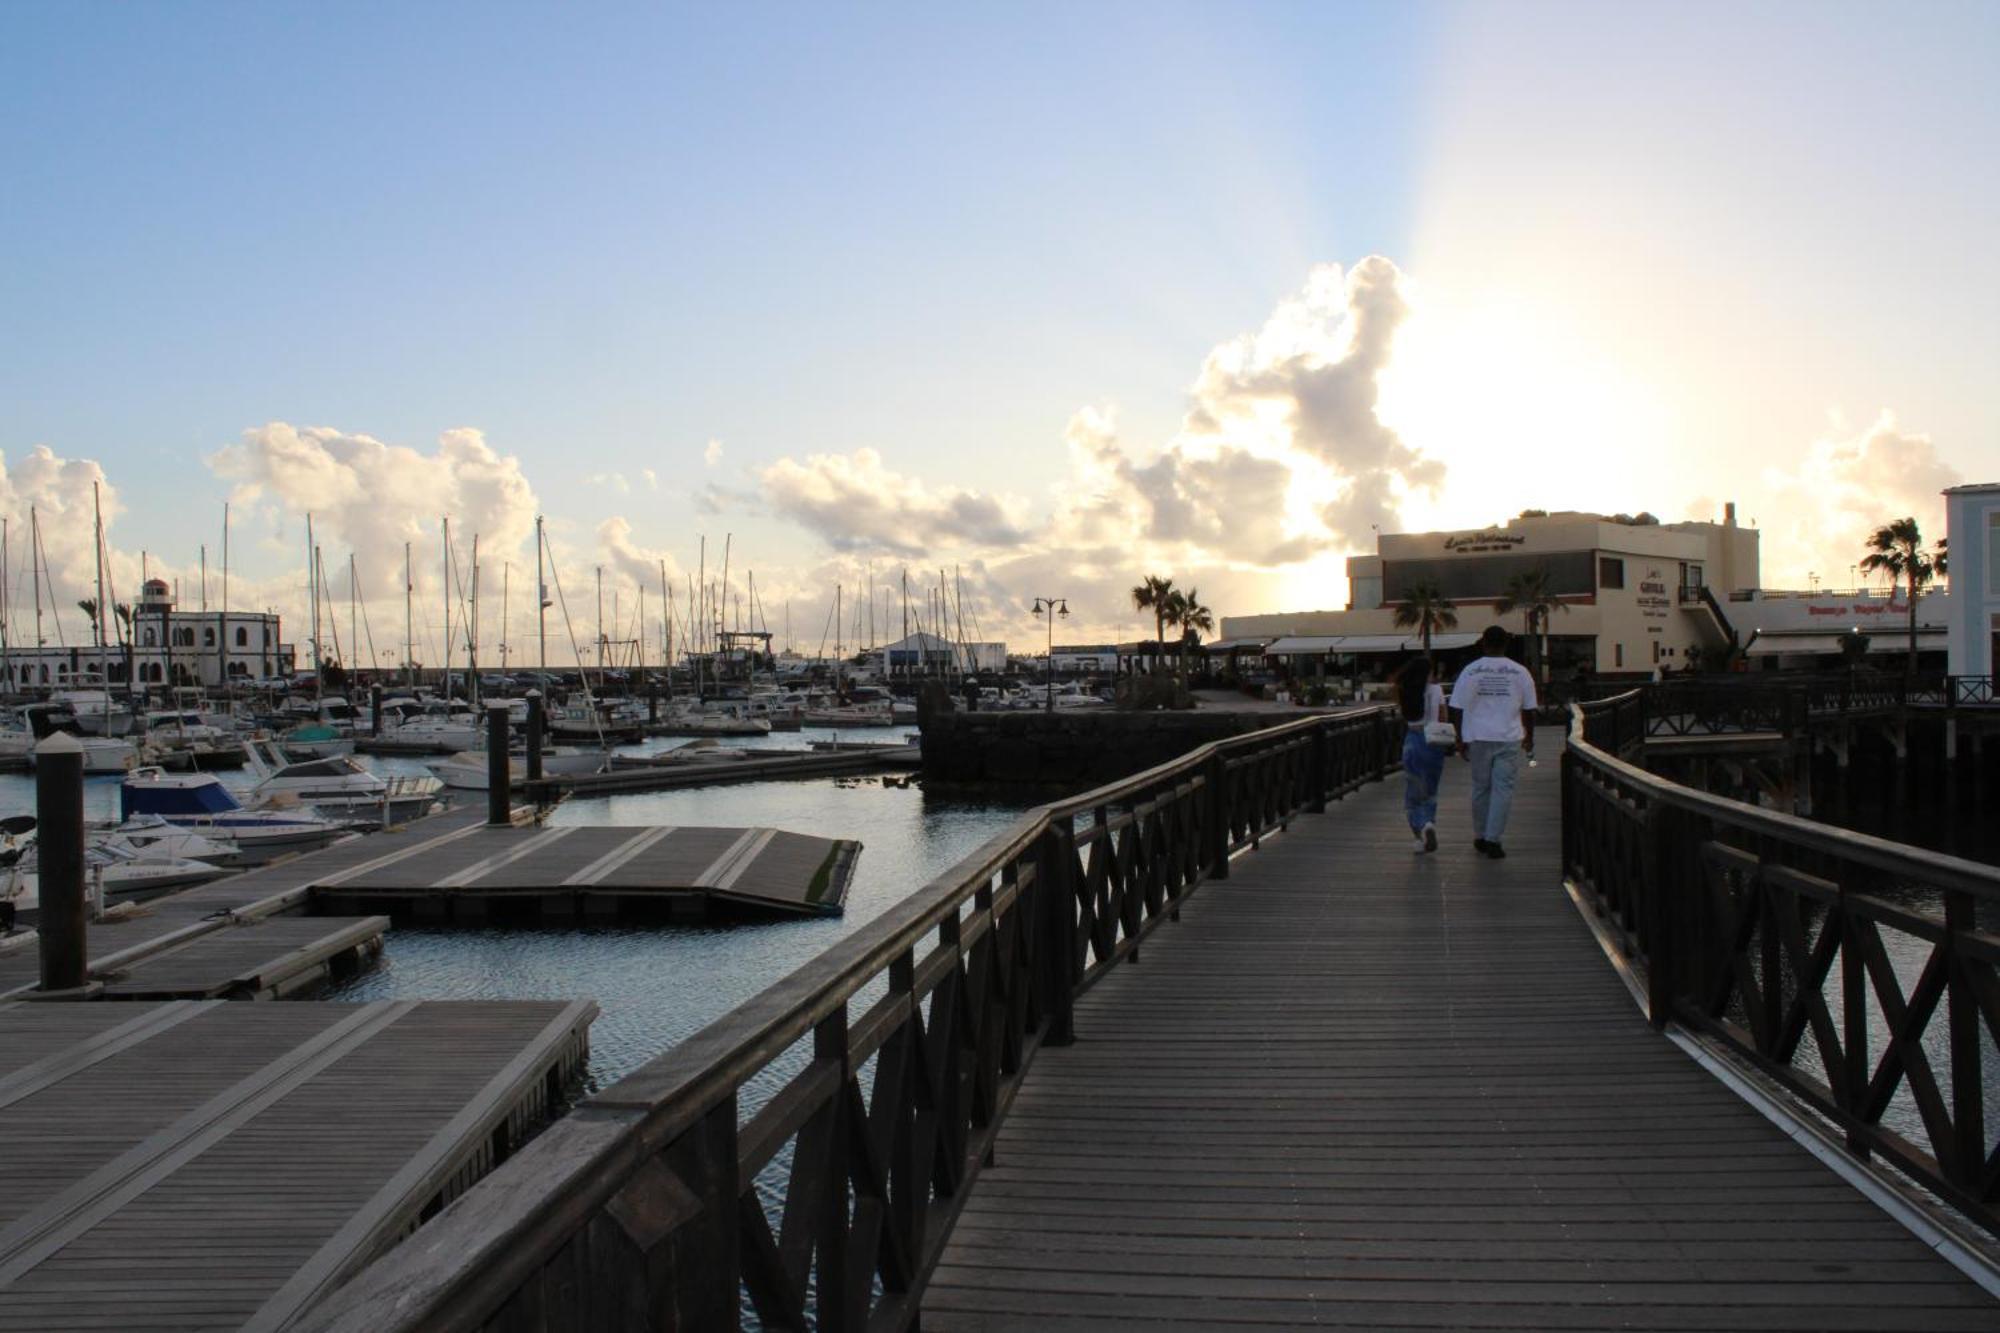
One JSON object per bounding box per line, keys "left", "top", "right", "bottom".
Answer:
{"left": 761, "top": 448, "right": 1032, "bottom": 556}
{"left": 640, "top": 468, "right": 658, "bottom": 491}
{"left": 207, "top": 422, "right": 540, "bottom": 615}
{"left": 584, "top": 472, "right": 631, "bottom": 493}
{"left": 704, "top": 439, "right": 724, "bottom": 468}
{"left": 1761, "top": 411, "right": 1959, "bottom": 587}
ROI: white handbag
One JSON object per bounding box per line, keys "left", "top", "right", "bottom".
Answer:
{"left": 1422, "top": 721, "right": 1458, "bottom": 747}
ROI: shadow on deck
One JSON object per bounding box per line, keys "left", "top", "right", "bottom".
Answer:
{"left": 924, "top": 743, "right": 1998, "bottom": 1330}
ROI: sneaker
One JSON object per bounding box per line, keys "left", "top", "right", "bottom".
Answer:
{"left": 1412, "top": 834, "right": 1427, "bottom": 854}
{"left": 1473, "top": 838, "right": 1492, "bottom": 855}
{"left": 1483, "top": 842, "right": 1507, "bottom": 859}
{"left": 1422, "top": 824, "right": 1438, "bottom": 853}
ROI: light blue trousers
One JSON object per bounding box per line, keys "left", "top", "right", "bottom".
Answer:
{"left": 1468, "top": 740, "right": 1524, "bottom": 843}
{"left": 1401, "top": 727, "right": 1444, "bottom": 834}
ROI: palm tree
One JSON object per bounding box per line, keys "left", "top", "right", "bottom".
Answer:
{"left": 1391, "top": 581, "right": 1457, "bottom": 652}
{"left": 1495, "top": 566, "right": 1566, "bottom": 684}
{"left": 75, "top": 598, "right": 99, "bottom": 647}
{"left": 1860, "top": 518, "right": 1948, "bottom": 676}
{"left": 1175, "top": 588, "right": 1214, "bottom": 679}
{"left": 1130, "top": 574, "right": 1176, "bottom": 674}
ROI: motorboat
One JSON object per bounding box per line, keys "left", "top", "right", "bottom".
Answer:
{"left": 139, "top": 709, "right": 247, "bottom": 770}
{"left": 550, "top": 701, "right": 645, "bottom": 745}
{"left": 424, "top": 745, "right": 612, "bottom": 791}
{"left": 1, "top": 825, "right": 230, "bottom": 928}
{"left": 241, "top": 738, "right": 441, "bottom": 826}
{"left": 277, "top": 722, "right": 355, "bottom": 759}
{"left": 120, "top": 767, "right": 348, "bottom": 858}
{"left": 50, "top": 687, "right": 135, "bottom": 737}
{"left": 21, "top": 705, "right": 139, "bottom": 774}
{"left": 104, "top": 815, "right": 249, "bottom": 867}
{"left": 649, "top": 707, "right": 772, "bottom": 737}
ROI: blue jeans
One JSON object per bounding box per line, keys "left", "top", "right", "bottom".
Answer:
{"left": 1401, "top": 727, "right": 1445, "bottom": 833}
{"left": 1468, "top": 740, "right": 1524, "bottom": 842}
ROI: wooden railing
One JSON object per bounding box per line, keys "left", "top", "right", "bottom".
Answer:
{"left": 299, "top": 706, "right": 1404, "bottom": 1333}
{"left": 1566, "top": 692, "right": 2000, "bottom": 1237}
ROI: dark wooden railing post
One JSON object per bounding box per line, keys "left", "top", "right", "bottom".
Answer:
{"left": 1206, "top": 752, "right": 1229, "bottom": 881}
{"left": 1840, "top": 883, "right": 1869, "bottom": 1160}
{"left": 597, "top": 1097, "right": 740, "bottom": 1331}
{"left": 1038, "top": 823, "right": 1076, "bottom": 1046}
{"left": 1640, "top": 798, "right": 1674, "bottom": 1029}
{"left": 814, "top": 1006, "right": 854, "bottom": 1330}
{"left": 1945, "top": 889, "right": 1983, "bottom": 1192}
{"left": 1307, "top": 722, "right": 1329, "bottom": 813}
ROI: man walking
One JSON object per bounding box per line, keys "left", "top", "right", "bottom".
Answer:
{"left": 1449, "top": 625, "right": 1538, "bottom": 859}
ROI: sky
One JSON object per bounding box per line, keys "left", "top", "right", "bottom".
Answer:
{"left": 1, "top": 1, "right": 1994, "bottom": 665}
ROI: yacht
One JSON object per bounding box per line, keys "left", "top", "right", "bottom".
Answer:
{"left": 424, "top": 745, "right": 612, "bottom": 791}
{"left": 120, "top": 767, "right": 348, "bottom": 857}
{"left": 241, "top": 739, "right": 442, "bottom": 826}
{"left": 22, "top": 704, "right": 139, "bottom": 774}
{"left": 50, "top": 687, "right": 135, "bottom": 737}
{"left": 1, "top": 828, "right": 229, "bottom": 928}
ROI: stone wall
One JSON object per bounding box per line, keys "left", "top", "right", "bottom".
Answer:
{"left": 921, "top": 709, "right": 1323, "bottom": 787}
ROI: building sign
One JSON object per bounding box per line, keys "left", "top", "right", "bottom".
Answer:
{"left": 1443, "top": 531, "right": 1527, "bottom": 553}
{"left": 1807, "top": 600, "right": 1910, "bottom": 617}
{"left": 1637, "top": 567, "right": 1671, "bottom": 620}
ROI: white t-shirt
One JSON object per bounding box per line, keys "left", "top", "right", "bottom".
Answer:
{"left": 1449, "top": 656, "right": 1538, "bottom": 743}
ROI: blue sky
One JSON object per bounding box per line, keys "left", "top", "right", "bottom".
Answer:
{"left": 2, "top": 2, "right": 1994, "bottom": 654}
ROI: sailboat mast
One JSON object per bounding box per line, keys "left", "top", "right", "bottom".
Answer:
{"left": 595, "top": 565, "right": 604, "bottom": 676}
{"left": 349, "top": 553, "right": 358, "bottom": 685}
{"left": 467, "top": 533, "right": 479, "bottom": 705}
{"left": 92, "top": 482, "right": 107, "bottom": 684}
{"left": 501, "top": 561, "right": 510, "bottom": 671}
{"left": 404, "top": 541, "right": 414, "bottom": 687}
{"left": 535, "top": 516, "right": 547, "bottom": 674}
{"left": 441, "top": 517, "right": 451, "bottom": 698}
{"left": 30, "top": 508, "right": 43, "bottom": 651}
{"left": 305, "top": 512, "right": 320, "bottom": 679}
{"left": 660, "top": 560, "right": 672, "bottom": 699}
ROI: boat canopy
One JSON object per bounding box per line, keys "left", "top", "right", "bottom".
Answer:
{"left": 121, "top": 773, "right": 242, "bottom": 821}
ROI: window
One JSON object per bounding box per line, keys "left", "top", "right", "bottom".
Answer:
{"left": 204, "top": 628, "right": 216, "bottom": 647}
{"left": 1614, "top": 642, "right": 1624, "bottom": 668}
{"left": 1598, "top": 557, "right": 1625, "bottom": 590}
{"left": 1651, "top": 640, "right": 1660, "bottom": 664}
{"left": 1679, "top": 562, "right": 1704, "bottom": 589}
{"left": 1987, "top": 511, "right": 1999, "bottom": 589}
{"left": 173, "top": 627, "right": 194, "bottom": 647}
{"left": 235, "top": 627, "right": 248, "bottom": 647}
{"left": 142, "top": 628, "right": 157, "bottom": 646}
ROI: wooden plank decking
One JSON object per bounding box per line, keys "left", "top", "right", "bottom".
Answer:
{"left": 0, "top": 998, "right": 593, "bottom": 1331}
{"left": 924, "top": 740, "right": 1998, "bottom": 1330}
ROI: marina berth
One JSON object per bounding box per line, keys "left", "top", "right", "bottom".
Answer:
{"left": 119, "top": 767, "right": 348, "bottom": 856}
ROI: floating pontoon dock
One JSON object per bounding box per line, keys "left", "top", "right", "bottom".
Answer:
{"left": 0, "top": 997, "right": 593, "bottom": 1332}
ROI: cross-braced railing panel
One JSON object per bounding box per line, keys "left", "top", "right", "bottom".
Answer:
{"left": 299, "top": 705, "right": 1404, "bottom": 1333}
{"left": 1565, "top": 700, "right": 2000, "bottom": 1237}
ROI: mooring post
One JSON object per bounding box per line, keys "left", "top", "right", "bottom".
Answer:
{"left": 486, "top": 703, "right": 511, "bottom": 825}
{"left": 525, "top": 690, "right": 544, "bottom": 786}
{"left": 647, "top": 677, "right": 658, "bottom": 723}
{"left": 35, "top": 733, "right": 87, "bottom": 993}
{"left": 370, "top": 684, "right": 383, "bottom": 737}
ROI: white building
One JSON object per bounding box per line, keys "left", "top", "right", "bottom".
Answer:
{"left": 1944, "top": 482, "right": 1999, "bottom": 678}
{"left": 1222, "top": 507, "right": 1760, "bottom": 677}
{"left": 878, "top": 631, "right": 1006, "bottom": 675}
{"left": 3, "top": 578, "right": 290, "bottom": 691}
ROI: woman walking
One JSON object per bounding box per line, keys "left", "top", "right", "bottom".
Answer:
{"left": 1397, "top": 655, "right": 1448, "bottom": 854}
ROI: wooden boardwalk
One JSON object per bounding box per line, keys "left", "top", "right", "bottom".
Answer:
{"left": 0, "top": 997, "right": 593, "bottom": 1331}
{"left": 925, "top": 742, "right": 1999, "bottom": 1330}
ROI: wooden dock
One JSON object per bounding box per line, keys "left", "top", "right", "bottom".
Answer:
{"left": 923, "top": 742, "right": 1999, "bottom": 1330}
{"left": 309, "top": 822, "right": 859, "bottom": 921}
{"left": 0, "top": 997, "right": 593, "bottom": 1332}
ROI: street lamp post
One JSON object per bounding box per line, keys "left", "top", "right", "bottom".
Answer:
{"left": 1031, "top": 597, "right": 1068, "bottom": 713}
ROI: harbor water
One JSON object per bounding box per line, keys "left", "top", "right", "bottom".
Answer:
{"left": 0, "top": 726, "right": 1040, "bottom": 1087}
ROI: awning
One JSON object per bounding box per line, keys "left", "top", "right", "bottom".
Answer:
{"left": 1262, "top": 632, "right": 1480, "bottom": 656}
{"left": 1202, "top": 638, "right": 1270, "bottom": 654}
{"left": 1865, "top": 631, "right": 1946, "bottom": 655}
{"left": 1747, "top": 634, "right": 1846, "bottom": 657}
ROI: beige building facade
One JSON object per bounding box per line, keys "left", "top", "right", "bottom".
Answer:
{"left": 1221, "top": 508, "right": 1761, "bottom": 677}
